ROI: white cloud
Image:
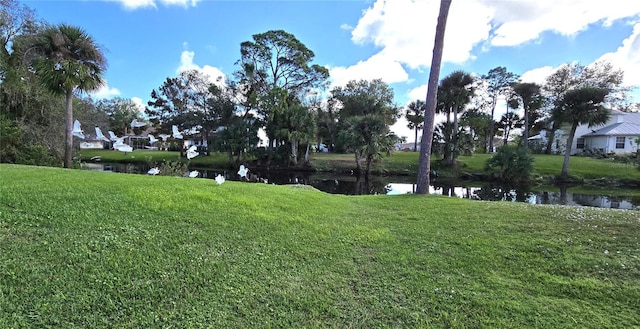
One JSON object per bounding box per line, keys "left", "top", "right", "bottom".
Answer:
{"left": 110, "top": 0, "right": 199, "bottom": 10}
{"left": 90, "top": 82, "right": 120, "bottom": 99}
{"left": 351, "top": 0, "right": 491, "bottom": 69}
{"left": 328, "top": 52, "right": 408, "bottom": 88}
{"left": 515, "top": 22, "right": 640, "bottom": 101}
{"left": 340, "top": 23, "right": 353, "bottom": 31}
{"left": 354, "top": 0, "right": 640, "bottom": 138}
{"left": 519, "top": 66, "right": 556, "bottom": 85}
{"left": 177, "top": 49, "right": 227, "bottom": 88}
{"left": 596, "top": 22, "right": 640, "bottom": 87}
{"left": 489, "top": 1, "right": 640, "bottom": 46}
{"left": 391, "top": 117, "right": 412, "bottom": 142}
{"left": 342, "top": 0, "right": 640, "bottom": 87}
{"left": 408, "top": 84, "right": 428, "bottom": 103}
{"left": 131, "top": 97, "right": 146, "bottom": 113}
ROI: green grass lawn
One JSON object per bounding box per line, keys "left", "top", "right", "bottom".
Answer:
{"left": 1, "top": 164, "right": 638, "bottom": 328}
{"left": 79, "top": 149, "right": 232, "bottom": 168}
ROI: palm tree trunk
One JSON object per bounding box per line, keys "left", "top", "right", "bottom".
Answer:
{"left": 304, "top": 143, "right": 310, "bottom": 164}
{"left": 560, "top": 123, "right": 578, "bottom": 179}
{"left": 443, "top": 128, "right": 452, "bottom": 165}
{"left": 291, "top": 140, "right": 298, "bottom": 166}
{"left": 354, "top": 150, "right": 362, "bottom": 175}
{"left": 417, "top": 0, "right": 452, "bottom": 194}
{"left": 365, "top": 154, "right": 373, "bottom": 177}
{"left": 523, "top": 104, "right": 529, "bottom": 148}
{"left": 414, "top": 127, "right": 418, "bottom": 152}
{"left": 504, "top": 126, "right": 510, "bottom": 145}
{"left": 488, "top": 96, "right": 497, "bottom": 153}
{"left": 503, "top": 101, "right": 510, "bottom": 146}
{"left": 545, "top": 122, "right": 560, "bottom": 154}
{"left": 64, "top": 90, "right": 74, "bottom": 168}
{"left": 267, "top": 138, "right": 274, "bottom": 166}
{"left": 451, "top": 106, "right": 459, "bottom": 165}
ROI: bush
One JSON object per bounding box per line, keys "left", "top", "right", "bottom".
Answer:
{"left": 159, "top": 160, "right": 189, "bottom": 177}
{"left": 485, "top": 145, "right": 534, "bottom": 184}
{"left": 0, "top": 116, "right": 21, "bottom": 163}
{"left": 16, "top": 144, "right": 58, "bottom": 167}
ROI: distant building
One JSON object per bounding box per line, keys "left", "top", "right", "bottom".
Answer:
{"left": 395, "top": 142, "right": 418, "bottom": 151}
{"left": 529, "top": 110, "right": 640, "bottom": 155}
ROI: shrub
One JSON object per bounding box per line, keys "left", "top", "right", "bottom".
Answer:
{"left": 16, "top": 144, "right": 58, "bottom": 167}
{"left": 159, "top": 160, "right": 189, "bottom": 176}
{"left": 485, "top": 145, "right": 534, "bottom": 184}
{"left": 0, "top": 116, "right": 21, "bottom": 163}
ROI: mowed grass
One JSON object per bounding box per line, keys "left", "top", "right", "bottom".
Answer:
{"left": 79, "top": 149, "right": 232, "bottom": 168}
{"left": 1, "top": 164, "right": 638, "bottom": 328}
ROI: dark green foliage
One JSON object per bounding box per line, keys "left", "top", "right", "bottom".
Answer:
{"left": 159, "top": 160, "right": 189, "bottom": 177}
{"left": 15, "top": 144, "right": 57, "bottom": 166}
{"left": 0, "top": 115, "right": 57, "bottom": 166}
{"left": 485, "top": 145, "right": 534, "bottom": 184}
{"left": 96, "top": 97, "right": 142, "bottom": 136}
{"left": 235, "top": 30, "right": 329, "bottom": 164}
{"left": 0, "top": 115, "right": 21, "bottom": 163}
{"left": 460, "top": 108, "right": 491, "bottom": 153}
{"left": 331, "top": 79, "right": 399, "bottom": 175}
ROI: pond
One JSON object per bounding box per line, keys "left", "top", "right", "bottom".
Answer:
{"left": 82, "top": 162, "right": 640, "bottom": 210}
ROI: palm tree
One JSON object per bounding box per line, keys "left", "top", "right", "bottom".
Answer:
{"left": 30, "top": 24, "right": 107, "bottom": 168}
{"left": 555, "top": 87, "right": 610, "bottom": 179}
{"left": 496, "top": 112, "right": 523, "bottom": 145}
{"left": 416, "top": 0, "right": 453, "bottom": 194}
{"left": 460, "top": 107, "right": 491, "bottom": 152}
{"left": 339, "top": 114, "right": 396, "bottom": 177}
{"left": 512, "top": 82, "right": 543, "bottom": 147}
{"left": 286, "top": 104, "right": 316, "bottom": 166}
{"left": 438, "top": 70, "right": 474, "bottom": 165}
{"left": 405, "top": 100, "right": 425, "bottom": 151}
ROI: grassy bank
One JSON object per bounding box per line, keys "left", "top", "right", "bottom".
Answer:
{"left": 1, "top": 164, "right": 638, "bottom": 328}
{"left": 79, "top": 149, "right": 232, "bottom": 168}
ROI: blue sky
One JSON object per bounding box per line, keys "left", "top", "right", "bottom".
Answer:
{"left": 25, "top": 0, "right": 640, "bottom": 140}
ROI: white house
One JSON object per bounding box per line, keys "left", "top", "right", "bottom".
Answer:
{"left": 530, "top": 110, "right": 640, "bottom": 155}
{"left": 577, "top": 110, "right": 640, "bottom": 155}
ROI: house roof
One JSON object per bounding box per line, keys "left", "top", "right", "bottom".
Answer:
{"left": 583, "top": 112, "right": 640, "bottom": 137}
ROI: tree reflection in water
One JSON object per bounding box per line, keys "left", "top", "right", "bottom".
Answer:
{"left": 472, "top": 183, "right": 532, "bottom": 202}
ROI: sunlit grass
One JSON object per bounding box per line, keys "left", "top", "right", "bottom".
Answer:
{"left": 1, "top": 164, "right": 638, "bottom": 328}
{"left": 79, "top": 149, "right": 232, "bottom": 168}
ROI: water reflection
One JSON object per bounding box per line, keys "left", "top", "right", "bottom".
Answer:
{"left": 385, "top": 182, "right": 639, "bottom": 210}
{"left": 386, "top": 183, "right": 534, "bottom": 202}
{"left": 84, "top": 163, "right": 639, "bottom": 210}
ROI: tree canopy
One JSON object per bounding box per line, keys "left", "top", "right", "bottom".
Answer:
{"left": 556, "top": 87, "right": 610, "bottom": 178}
{"left": 28, "top": 23, "right": 106, "bottom": 168}
{"left": 331, "top": 79, "right": 399, "bottom": 176}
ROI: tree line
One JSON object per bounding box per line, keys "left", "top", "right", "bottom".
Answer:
{"left": 406, "top": 61, "right": 632, "bottom": 180}
{"left": 1, "top": 0, "right": 636, "bottom": 180}
{"left": 0, "top": 1, "right": 400, "bottom": 176}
